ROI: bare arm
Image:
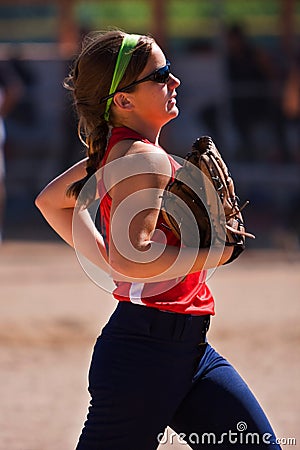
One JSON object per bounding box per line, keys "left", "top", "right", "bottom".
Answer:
{"left": 35, "top": 159, "right": 109, "bottom": 271}
{"left": 107, "top": 145, "right": 233, "bottom": 282}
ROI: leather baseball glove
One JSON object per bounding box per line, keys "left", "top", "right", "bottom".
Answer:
{"left": 161, "top": 136, "right": 255, "bottom": 264}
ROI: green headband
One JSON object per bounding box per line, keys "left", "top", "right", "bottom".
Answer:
{"left": 104, "top": 34, "right": 141, "bottom": 122}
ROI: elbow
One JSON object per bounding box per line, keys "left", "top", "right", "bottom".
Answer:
{"left": 34, "top": 191, "right": 46, "bottom": 212}
{"left": 34, "top": 193, "right": 42, "bottom": 210}
{"left": 35, "top": 189, "right": 53, "bottom": 216}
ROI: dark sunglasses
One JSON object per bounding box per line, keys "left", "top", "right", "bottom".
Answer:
{"left": 101, "top": 61, "right": 171, "bottom": 103}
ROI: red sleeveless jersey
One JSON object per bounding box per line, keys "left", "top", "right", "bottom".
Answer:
{"left": 98, "top": 127, "right": 214, "bottom": 315}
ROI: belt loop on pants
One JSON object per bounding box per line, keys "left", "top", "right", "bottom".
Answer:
{"left": 184, "top": 314, "right": 210, "bottom": 345}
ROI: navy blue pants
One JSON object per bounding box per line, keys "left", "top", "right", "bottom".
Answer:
{"left": 76, "top": 302, "right": 281, "bottom": 449}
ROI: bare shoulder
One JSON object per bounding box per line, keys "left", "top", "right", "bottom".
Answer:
{"left": 104, "top": 139, "right": 171, "bottom": 187}
{"left": 128, "top": 139, "right": 165, "bottom": 155}
{"left": 126, "top": 140, "right": 171, "bottom": 175}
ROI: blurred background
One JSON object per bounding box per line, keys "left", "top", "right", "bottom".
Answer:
{"left": 0, "top": 0, "right": 299, "bottom": 249}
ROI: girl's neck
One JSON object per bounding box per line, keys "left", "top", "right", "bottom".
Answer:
{"left": 113, "top": 118, "right": 161, "bottom": 145}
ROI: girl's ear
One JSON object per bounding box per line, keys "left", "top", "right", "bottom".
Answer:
{"left": 113, "top": 92, "right": 134, "bottom": 112}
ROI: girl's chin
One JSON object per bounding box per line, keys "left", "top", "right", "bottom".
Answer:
{"left": 170, "top": 105, "right": 179, "bottom": 117}
{"left": 167, "top": 101, "right": 179, "bottom": 115}
{"left": 164, "top": 109, "right": 179, "bottom": 126}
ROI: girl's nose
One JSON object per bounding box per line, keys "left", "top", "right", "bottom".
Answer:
{"left": 168, "top": 73, "right": 181, "bottom": 88}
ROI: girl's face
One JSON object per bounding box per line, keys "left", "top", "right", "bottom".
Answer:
{"left": 129, "top": 43, "right": 181, "bottom": 128}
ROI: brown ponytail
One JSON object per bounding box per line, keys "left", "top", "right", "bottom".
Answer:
{"left": 63, "top": 30, "right": 154, "bottom": 204}
{"left": 66, "top": 117, "right": 109, "bottom": 202}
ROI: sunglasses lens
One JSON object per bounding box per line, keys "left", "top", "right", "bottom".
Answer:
{"left": 153, "top": 65, "right": 170, "bottom": 83}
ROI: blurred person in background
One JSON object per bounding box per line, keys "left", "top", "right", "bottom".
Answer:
{"left": 0, "top": 59, "right": 24, "bottom": 242}
{"left": 226, "top": 24, "right": 287, "bottom": 162}
{"left": 282, "top": 51, "right": 300, "bottom": 162}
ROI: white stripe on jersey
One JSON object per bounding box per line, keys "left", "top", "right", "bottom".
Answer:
{"left": 129, "top": 282, "right": 145, "bottom": 305}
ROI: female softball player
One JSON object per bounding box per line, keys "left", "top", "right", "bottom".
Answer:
{"left": 36, "top": 30, "right": 281, "bottom": 449}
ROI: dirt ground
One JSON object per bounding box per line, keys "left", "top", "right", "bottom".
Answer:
{"left": 0, "top": 241, "right": 299, "bottom": 450}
